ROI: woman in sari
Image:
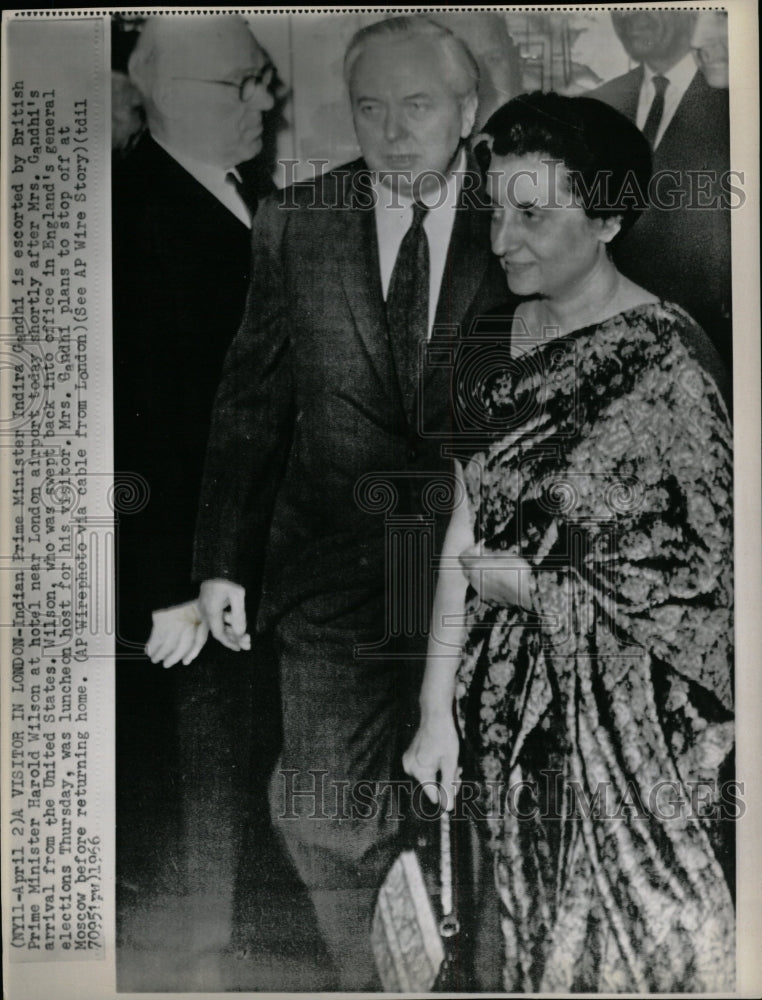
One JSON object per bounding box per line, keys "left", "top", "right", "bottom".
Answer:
{"left": 403, "top": 93, "right": 734, "bottom": 992}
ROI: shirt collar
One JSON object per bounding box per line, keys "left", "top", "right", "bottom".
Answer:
{"left": 642, "top": 51, "right": 698, "bottom": 94}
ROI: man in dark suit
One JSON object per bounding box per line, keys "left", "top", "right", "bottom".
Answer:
{"left": 593, "top": 10, "right": 732, "bottom": 369}
{"left": 193, "top": 15, "right": 510, "bottom": 989}
{"left": 112, "top": 14, "right": 277, "bottom": 957}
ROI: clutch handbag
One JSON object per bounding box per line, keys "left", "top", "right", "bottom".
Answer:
{"left": 371, "top": 811, "right": 460, "bottom": 993}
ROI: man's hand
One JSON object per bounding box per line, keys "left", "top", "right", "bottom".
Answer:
{"left": 402, "top": 714, "right": 460, "bottom": 812}
{"left": 198, "top": 578, "right": 250, "bottom": 651}
{"left": 458, "top": 544, "right": 534, "bottom": 609}
{"left": 145, "top": 599, "right": 209, "bottom": 668}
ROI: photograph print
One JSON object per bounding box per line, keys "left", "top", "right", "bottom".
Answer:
{"left": 109, "top": 8, "right": 738, "bottom": 994}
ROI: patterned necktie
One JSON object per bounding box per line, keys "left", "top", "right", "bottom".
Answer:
{"left": 386, "top": 201, "right": 430, "bottom": 414}
{"left": 642, "top": 74, "right": 669, "bottom": 148}
{"left": 225, "top": 170, "right": 258, "bottom": 221}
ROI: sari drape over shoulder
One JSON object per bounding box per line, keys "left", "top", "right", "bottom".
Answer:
{"left": 456, "top": 302, "right": 734, "bottom": 992}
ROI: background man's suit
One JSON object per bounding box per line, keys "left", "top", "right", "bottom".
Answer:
{"left": 113, "top": 132, "right": 279, "bottom": 945}
{"left": 194, "top": 158, "right": 510, "bottom": 987}
{"left": 113, "top": 132, "right": 259, "bottom": 625}
{"left": 593, "top": 66, "right": 732, "bottom": 370}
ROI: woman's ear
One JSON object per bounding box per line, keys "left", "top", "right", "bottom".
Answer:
{"left": 596, "top": 214, "right": 622, "bottom": 244}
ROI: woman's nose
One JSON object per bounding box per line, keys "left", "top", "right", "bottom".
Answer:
{"left": 491, "top": 213, "right": 518, "bottom": 256}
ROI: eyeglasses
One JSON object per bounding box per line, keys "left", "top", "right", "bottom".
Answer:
{"left": 173, "top": 64, "right": 274, "bottom": 102}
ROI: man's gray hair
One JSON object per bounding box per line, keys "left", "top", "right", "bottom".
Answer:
{"left": 128, "top": 15, "right": 251, "bottom": 100}
{"left": 344, "top": 14, "right": 480, "bottom": 100}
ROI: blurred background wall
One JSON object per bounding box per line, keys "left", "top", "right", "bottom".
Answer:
{"left": 113, "top": 9, "right": 632, "bottom": 182}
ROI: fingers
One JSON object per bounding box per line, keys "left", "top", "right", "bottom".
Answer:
{"left": 401, "top": 742, "right": 429, "bottom": 784}
{"left": 144, "top": 592, "right": 246, "bottom": 662}
{"left": 401, "top": 745, "right": 424, "bottom": 782}
{"left": 145, "top": 616, "right": 193, "bottom": 667}
{"left": 222, "top": 612, "right": 251, "bottom": 651}
{"left": 199, "top": 581, "right": 248, "bottom": 651}
{"left": 402, "top": 735, "right": 460, "bottom": 811}
{"left": 207, "top": 608, "right": 238, "bottom": 649}
{"left": 146, "top": 625, "right": 184, "bottom": 666}
{"left": 183, "top": 620, "right": 209, "bottom": 666}
{"left": 145, "top": 627, "right": 161, "bottom": 662}
{"left": 401, "top": 750, "right": 439, "bottom": 804}
{"left": 212, "top": 622, "right": 249, "bottom": 652}
{"left": 145, "top": 625, "right": 172, "bottom": 664}
{"left": 227, "top": 588, "right": 248, "bottom": 642}
{"left": 430, "top": 739, "right": 460, "bottom": 811}
{"left": 144, "top": 603, "right": 208, "bottom": 667}
{"left": 205, "top": 601, "right": 240, "bottom": 650}
{"left": 161, "top": 626, "right": 197, "bottom": 669}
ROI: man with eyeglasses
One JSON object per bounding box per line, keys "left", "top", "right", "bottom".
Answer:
{"left": 112, "top": 14, "right": 277, "bottom": 964}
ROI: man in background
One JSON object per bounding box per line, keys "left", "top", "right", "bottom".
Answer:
{"left": 193, "top": 14, "right": 510, "bottom": 990}
{"left": 112, "top": 14, "right": 280, "bottom": 976}
{"left": 593, "top": 10, "right": 732, "bottom": 370}
{"left": 691, "top": 11, "right": 729, "bottom": 90}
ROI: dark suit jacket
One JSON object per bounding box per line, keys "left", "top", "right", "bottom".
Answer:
{"left": 592, "top": 67, "right": 732, "bottom": 368}
{"left": 193, "top": 158, "right": 510, "bottom": 639}
{"left": 112, "top": 133, "right": 262, "bottom": 642}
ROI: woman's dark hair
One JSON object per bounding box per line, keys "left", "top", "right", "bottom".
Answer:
{"left": 476, "top": 91, "right": 653, "bottom": 238}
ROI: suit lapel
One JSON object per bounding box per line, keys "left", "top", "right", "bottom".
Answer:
{"left": 336, "top": 160, "right": 496, "bottom": 424}
{"left": 432, "top": 188, "right": 492, "bottom": 336}
{"left": 594, "top": 67, "right": 642, "bottom": 123}
{"left": 620, "top": 66, "right": 643, "bottom": 123}
{"left": 335, "top": 179, "right": 399, "bottom": 398}
{"left": 412, "top": 167, "right": 495, "bottom": 430}
{"left": 654, "top": 71, "right": 727, "bottom": 166}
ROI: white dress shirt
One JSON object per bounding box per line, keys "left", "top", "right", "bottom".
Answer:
{"left": 152, "top": 135, "right": 252, "bottom": 228}
{"left": 372, "top": 149, "right": 465, "bottom": 337}
{"left": 636, "top": 53, "right": 698, "bottom": 149}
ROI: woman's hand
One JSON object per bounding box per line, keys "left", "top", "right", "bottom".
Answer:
{"left": 458, "top": 544, "right": 534, "bottom": 609}
{"left": 402, "top": 713, "right": 460, "bottom": 812}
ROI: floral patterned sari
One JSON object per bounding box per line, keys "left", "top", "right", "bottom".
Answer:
{"left": 456, "top": 302, "right": 734, "bottom": 992}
